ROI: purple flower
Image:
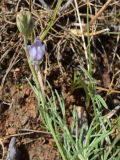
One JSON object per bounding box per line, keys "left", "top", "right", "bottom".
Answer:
{"left": 28, "top": 37, "right": 45, "bottom": 65}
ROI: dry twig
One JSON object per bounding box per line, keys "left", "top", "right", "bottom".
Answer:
{"left": 60, "top": 0, "right": 74, "bottom": 12}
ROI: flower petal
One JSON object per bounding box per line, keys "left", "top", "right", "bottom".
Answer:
{"left": 35, "top": 38, "right": 42, "bottom": 47}
{"left": 28, "top": 38, "right": 45, "bottom": 63}
{"left": 28, "top": 46, "right": 37, "bottom": 60}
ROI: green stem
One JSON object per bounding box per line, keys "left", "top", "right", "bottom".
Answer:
{"left": 86, "top": 1, "right": 92, "bottom": 75}
{"left": 46, "top": 114, "right": 67, "bottom": 160}
{"left": 23, "top": 36, "right": 40, "bottom": 90}
{"left": 40, "top": 0, "right": 63, "bottom": 41}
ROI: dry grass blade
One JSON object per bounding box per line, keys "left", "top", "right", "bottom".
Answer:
{"left": 105, "top": 105, "right": 120, "bottom": 119}
{"left": 74, "top": 0, "right": 88, "bottom": 65}
{"left": 70, "top": 28, "right": 109, "bottom": 36}
{"left": 0, "top": 139, "right": 5, "bottom": 160}
{"left": 90, "top": 0, "right": 114, "bottom": 24}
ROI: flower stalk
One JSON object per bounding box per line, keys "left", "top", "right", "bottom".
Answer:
{"left": 16, "top": 2, "right": 68, "bottom": 160}
{"left": 25, "top": 37, "right": 45, "bottom": 97}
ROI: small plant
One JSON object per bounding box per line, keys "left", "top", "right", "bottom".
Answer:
{"left": 15, "top": 1, "right": 120, "bottom": 160}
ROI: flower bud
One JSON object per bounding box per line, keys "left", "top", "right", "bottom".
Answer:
{"left": 16, "top": 8, "right": 34, "bottom": 37}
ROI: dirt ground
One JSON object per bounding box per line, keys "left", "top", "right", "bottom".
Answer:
{"left": 0, "top": 0, "right": 120, "bottom": 159}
